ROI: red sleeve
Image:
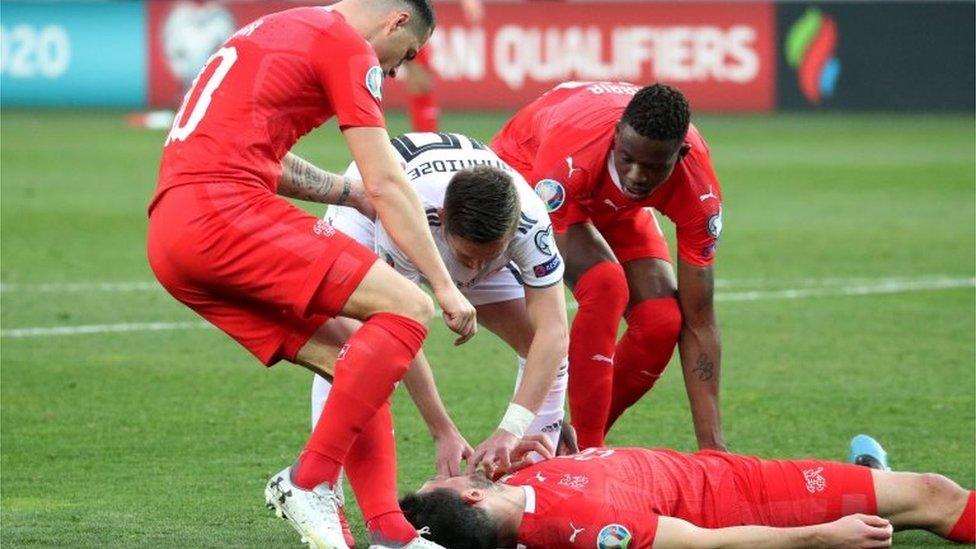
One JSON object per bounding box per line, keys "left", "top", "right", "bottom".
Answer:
{"left": 519, "top": 498, "right": 659, "bottom": 549}
{"left": 666, "top": 145, "right": 723, "bottom": 268}
{"left": 312, "top": 26, "right": 385, "bottom": 129}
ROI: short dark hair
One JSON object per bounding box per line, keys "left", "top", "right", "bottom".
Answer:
{"left": 400, "top": 489, "right": 499, "bottom": 549}
{"left": 443, "top": 166, "right": 520, "bottom": 244}
{"left": 399, "top": 0, "right": 435, "bottom": 32}
{"left": 621, "top": 83, "right": 691, "bottom": 141}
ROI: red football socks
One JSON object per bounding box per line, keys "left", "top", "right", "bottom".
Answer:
{"left": 605, "top": 297, "right": 682, "bottom": 432}
{"left": 948, "top": 491, "right": 975, "bottom": 543}
{"left": 568, "top": 261, "right": 629, "bottom": 449}
{"left": 293, "top": 313, "right": 426, "bottom": 490}
{"left": 344, "top": 400, "right": 418, "bottom": 544}
{"left": 409, "top": 92, "right": 438, "bottom": 132}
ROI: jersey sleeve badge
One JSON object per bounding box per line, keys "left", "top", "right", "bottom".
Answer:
{"left": 535, "top": 179, "right": 566, "bottom": 212}
{"left": 365, "top": 65, "right": 384, "bottom": 100}
{"left": 597, "top": 524, "right": 632, "bottom": 548}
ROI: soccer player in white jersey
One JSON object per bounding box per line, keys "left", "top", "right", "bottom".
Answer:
{"left": 312, "top": 132, "right": 570, "bottom": 484}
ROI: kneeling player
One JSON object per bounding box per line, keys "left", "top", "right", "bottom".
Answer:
{"left": 402, "top": 438, "right": 975, "bottom": 548}
{"left": 311, "top": 133, "right": 570, "bottom": 544}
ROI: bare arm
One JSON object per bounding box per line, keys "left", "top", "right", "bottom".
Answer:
{"left": 277, "top": 153, "right": 372, "bottom": 216}
{"left": 341, "top": 127, "right": 476, "bottom": 342}
{"left": 653, "top": 514, "right": 894, "bottom": 549}
{"left": 510, "top": 283, "right": 569, "bottom": 414}
{"left": 676, "top": 260, "right": 726, "bottom": 451}
{"left": 468, "top": 282, "right": 567, "bottom": 474}
{"left": 402, "top": 351, "right": 474, "bottom": 476}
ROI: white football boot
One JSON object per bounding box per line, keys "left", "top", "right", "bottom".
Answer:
{"left": 265, "top": 466, "right": 349, "bottom": 549}
{"left": 368, "top": 527, "right": 445, "bottom": 549}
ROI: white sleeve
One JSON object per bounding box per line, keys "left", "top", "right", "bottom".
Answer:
{"left": 512, "top": 210, "right": 564, "bottom": 288}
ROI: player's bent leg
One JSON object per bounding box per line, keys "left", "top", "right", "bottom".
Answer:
{"left": 557, "top": 223, "right": 629, "bottom": 448}
{"left": 606, "top": 258, "right": 681, "bottom": 432}
{"left": 338, "top": 260, "right": 435, "bottom": 325}
{"left": 404, "top": 57, "right": 437, "bottom": 132}
{"left": 292, "top": 262, "right": 433, "bottom": 546}
{"left": 872, "top": 469, "right": 975, "bottom": 541}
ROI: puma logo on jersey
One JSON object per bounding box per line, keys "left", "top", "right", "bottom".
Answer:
{"left": 592, "top": 354, "right": 614, "bottom": 364}
{"left": 699, "top": 186, "right": 719, "bottom": 202}
{"left": 566, "top": 156, "right": 580, "bottom": 177}
{"left": 603, "top": 199, "right": 622, "bottom": 212}
{"left": 534, "top": 472, "right": 547, "bottom": 482}
{"left": 569, "top": 523, "right": 585, "bottom": 543}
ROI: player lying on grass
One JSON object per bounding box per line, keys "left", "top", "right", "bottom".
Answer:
{"left": 400, "top": 436, "right": 976, "bottom": 548}
{"left": 147, "top": 2, "right": 476, "bottom": 547}
{"left": 492, "top": 82, "right": 727, "bottom": 451}
{"left": 307, "top": 133, "right": 570, "bottom": 544}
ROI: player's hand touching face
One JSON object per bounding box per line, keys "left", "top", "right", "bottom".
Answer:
{"left": 467, "top": 431, "right": 554, "bottom": 479}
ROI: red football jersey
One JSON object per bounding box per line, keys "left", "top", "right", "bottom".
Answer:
{"left": 491, "top": 82, "right": 723, "bottom": 267}
{"left": 151, "top": 7, "right": 385, "bottom": 211}
{"left": 503, "top": 447, "right": 745, "bottom": 548}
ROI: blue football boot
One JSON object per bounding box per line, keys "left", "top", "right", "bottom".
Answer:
{"left": 848, "top": 434, "right": 891, "bottom": 471}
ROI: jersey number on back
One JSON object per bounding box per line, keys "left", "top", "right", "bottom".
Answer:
{"left": 165, "top": 47, "right": 238, "bottom": 145}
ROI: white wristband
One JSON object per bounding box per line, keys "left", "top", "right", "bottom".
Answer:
{"left": 498, "top": 402, "right": 535, "bottom": 438}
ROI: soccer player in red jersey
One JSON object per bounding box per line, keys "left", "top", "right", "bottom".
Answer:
{"left": 146, "top": 2, "right": 477, "bottom": 547}
{"left": 491, "top": 82, "right": 726, "bottom": 451}
{"left": 402, "top": 441, "right": 976, "bottom": 548}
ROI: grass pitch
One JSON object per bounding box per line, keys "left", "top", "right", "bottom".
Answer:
{"left": 1, "top": 109, "right": 973, "bottom": 547}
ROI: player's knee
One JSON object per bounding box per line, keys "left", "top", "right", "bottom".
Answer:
{"left": 917, "top": 473, "right": 967, "bottom": 514}
{"left": 398, "top": 288, "right": 435, "bottom": 325}
{"left": 627, "top": 297, "right": 682, "bottom": 344}
{"left": 573, "top": 261, "right": 629, "bottom": 311}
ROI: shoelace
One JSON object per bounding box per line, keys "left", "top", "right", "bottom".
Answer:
{"left": 416, "top": 526, "right": 431, "bottom": 537}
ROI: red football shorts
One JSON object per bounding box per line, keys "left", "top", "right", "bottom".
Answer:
{"left": 554, "top": 202, "right": 672, "bottom": 265}
{"left": 708, "top": 451, "right": 877, "bottom": 528}
{"left": 147, "top": 183, "right": 377, "bottom": 366}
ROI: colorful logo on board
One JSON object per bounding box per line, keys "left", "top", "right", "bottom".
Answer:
{"left": 786, "top": 8, "right": 840, "bottom": 104}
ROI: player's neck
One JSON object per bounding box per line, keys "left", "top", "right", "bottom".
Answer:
{"left": 484, "top": 484, "right": 527, "bottom": 547}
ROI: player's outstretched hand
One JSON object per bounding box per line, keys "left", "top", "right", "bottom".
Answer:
{"left": 818, "top": 514, "right": 893, "bottom": 548}
{"left": 433, "top": 285, "right": 477, "bottom": 345}
{"left": 434, "top": 428, "right": 474, "bottom": 477}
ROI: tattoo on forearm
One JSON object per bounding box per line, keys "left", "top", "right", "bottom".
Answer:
{"left": 284, "top": 156, "right": 338, "bottom": 202}
{"left": 337, "top": 177, "right": 351, "bottom": 205}
{"left": 693, "top": 354, "right": 715, "bottom": 381}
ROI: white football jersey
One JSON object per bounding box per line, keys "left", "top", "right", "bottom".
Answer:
{"left": 328, "top": 132, "right": 564, "bottom": 291}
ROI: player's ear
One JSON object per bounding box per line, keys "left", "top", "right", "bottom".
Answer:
{"left": 392, "top": 10, "right": 411, "bottom": 32}
{"left": 461, "top": 488, "right": 486, "bottom": 505}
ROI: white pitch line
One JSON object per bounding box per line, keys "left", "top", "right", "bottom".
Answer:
{"left": 0, "top": 281, "right": 161, "bottom": 293}
{"left": 1, "top": 276, "right": 972, "bottom": 339}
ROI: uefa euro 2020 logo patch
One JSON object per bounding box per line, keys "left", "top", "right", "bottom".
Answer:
{"left": 534, "top": 179, "right": 565, "bottom": 212}
{"left": 597, "top": 524, "right": 632, "bottom": 548}
{"left": 365, "top": 65, "right": 384, "bottom": 100}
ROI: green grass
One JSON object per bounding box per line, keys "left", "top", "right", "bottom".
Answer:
{"left": 1, "top": 109, "right": 974, "bottom": 547}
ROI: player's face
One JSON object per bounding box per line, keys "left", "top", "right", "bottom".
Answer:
{"left": 374, "top": 14, "right": 430, "bottom": 77}
{"left": 418, "top": 474, "right": 475, "bottom": 495}
{"left": 446, "top": 233, "right": 509, "bottom": 271}
{"left": 611, "top": 123, "right": 690, "bottom": 201}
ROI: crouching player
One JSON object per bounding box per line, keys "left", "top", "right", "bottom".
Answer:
{"left": 402, "top": 437, "right": 976, "bottom": 548}
{"left": 310, "top": 133, "right": 570, "bottom": 543}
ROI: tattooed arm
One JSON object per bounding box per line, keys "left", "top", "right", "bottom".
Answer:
{"left": 676, "top": 259, "right": 726, "bottom": 451}
{"left": 277, "top": 153, "right": 374, "bottom": 217}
